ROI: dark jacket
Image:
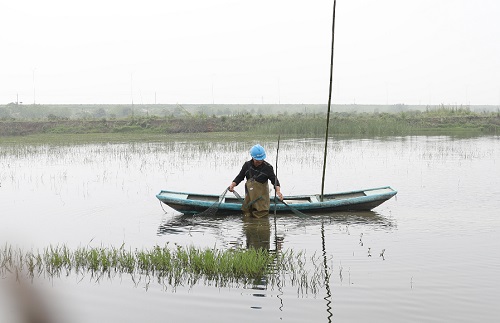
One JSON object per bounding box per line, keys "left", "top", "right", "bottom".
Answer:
{"left": 233, "top": 160, "right": 280, "bottom": 188}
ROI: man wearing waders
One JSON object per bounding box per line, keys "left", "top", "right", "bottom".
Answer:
{"left": 229, "top": 144, "right": 283, "bottom": 218}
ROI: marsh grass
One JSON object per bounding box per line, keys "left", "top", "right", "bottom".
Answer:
{"left": 252, "top": 111, "right": 500, "bottom": 136}
{"left": 1, "top": 108, "right": 499, "bottom": 138}
{"left": 0, "top": 244, "right": 326, "bottom": 294}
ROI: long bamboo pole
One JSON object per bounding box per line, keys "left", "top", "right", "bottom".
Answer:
{"left": 274, "top": 135, "right": 280, "bottom": 248}
{"left": 274, "top": 135, "right": 280, "bottom": 219}
{"left": 320, "top": 0, "right": 337, "bottom": 202}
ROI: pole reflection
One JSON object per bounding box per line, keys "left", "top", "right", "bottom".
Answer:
{"left": 321, "top": 219, "right": 333, "bottom": 322}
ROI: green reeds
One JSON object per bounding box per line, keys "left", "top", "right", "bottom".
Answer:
{"left": 2, "top": 107, "right": 499, "bottom": 137}
{"left": 250, "top": 111, "right": 500, "bottom": 136}
{"left": 0, "top": 244, "right": 326, "bottom": 294}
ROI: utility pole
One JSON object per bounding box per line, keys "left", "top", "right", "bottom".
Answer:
{"left": 130, "top": 73, "right": 134, "bottom": 118}
{"left": 32, "top": 69, "right": 36, "bottom": 105}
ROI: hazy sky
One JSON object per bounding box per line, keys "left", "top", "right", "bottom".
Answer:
{"left": 1, "top": 0, "right": 499, "bottom": 105}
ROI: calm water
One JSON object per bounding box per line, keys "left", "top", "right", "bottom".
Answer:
{"left": 1, "top": 135, "right": 499, "bottom": 322}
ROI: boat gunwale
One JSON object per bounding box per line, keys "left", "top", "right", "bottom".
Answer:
{"left": 156, "top": 186, "right": 397, "bottom": 213}
{"left": 157, "top": 185, "right": 395, "bottom": 200}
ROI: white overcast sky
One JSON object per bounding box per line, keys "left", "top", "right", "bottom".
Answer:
{"left": 1, "top": 0, "right": 499, "bottom": 105}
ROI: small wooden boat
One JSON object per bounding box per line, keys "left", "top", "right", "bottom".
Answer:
{"left": 156, "top": 186, "right": 397, "bottom": 215}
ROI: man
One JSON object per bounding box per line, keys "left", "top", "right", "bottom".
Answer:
{"left": 229, "top": 144, "right": 283, "bottom": 218}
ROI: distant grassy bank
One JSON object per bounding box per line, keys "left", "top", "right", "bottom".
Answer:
{"left": 1, "top": 105, "right": 499, "bottom": 137}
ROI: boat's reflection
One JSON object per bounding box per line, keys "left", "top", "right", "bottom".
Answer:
{"left": 306, "top": 210, "right": 395, "bottom": 229}
{"left": 157, "top": 209, "right": 395, "bottom": 237}
{"left": 156, "top": 213, "right": 242, "bottom": 236}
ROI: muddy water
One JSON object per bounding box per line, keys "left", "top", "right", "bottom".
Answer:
{"left": 0, "top": 135, "right": 499, "bottom": 322}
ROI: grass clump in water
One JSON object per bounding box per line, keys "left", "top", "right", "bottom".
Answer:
{"left": 0, "top": 244, "right": 325, "bottom": 294}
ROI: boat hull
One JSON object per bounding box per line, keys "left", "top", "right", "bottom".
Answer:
{"left": 156, "top": 186, "right": 397, "bottom": 215}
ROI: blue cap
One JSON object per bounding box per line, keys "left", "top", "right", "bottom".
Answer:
{"left": 250, "top": 144, "right": 266, "bottom": 160}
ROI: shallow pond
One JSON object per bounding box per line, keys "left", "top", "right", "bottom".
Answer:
{"left": 1, "top": 135, "right": 499, "bottom": 322}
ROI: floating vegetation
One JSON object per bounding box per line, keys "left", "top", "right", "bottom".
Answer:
{"left": 0, "top": 244, "right": 326, "bottom": 294}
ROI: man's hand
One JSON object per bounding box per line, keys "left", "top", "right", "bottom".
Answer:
{"left": 276, "top": 186, "right": 283, "bottom": 200}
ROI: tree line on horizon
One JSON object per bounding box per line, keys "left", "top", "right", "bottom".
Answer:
{"left": 1, "top": 103, "right": 497, "bottom": 121}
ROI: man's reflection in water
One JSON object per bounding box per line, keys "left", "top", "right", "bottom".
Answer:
{"left": 243, "top": 216, "right": 271, "bottom": 251}
{"left": 242, "top": 216, "right": 271, "bottom": 303}
{"left": 242, "top": 216, "right": 284, "bottom": 310}
{"left": 243, "top": 216, "right": 284, "bottom": 252}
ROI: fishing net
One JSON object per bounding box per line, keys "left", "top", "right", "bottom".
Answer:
{"left": 232, "top": 190, "right": 244, "bottom": 201}
{"left": 274, "top": 197, "right": 308, "bottom": 218}
{"left": 195, "top": 187, "right": 230, "bottom": 216}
